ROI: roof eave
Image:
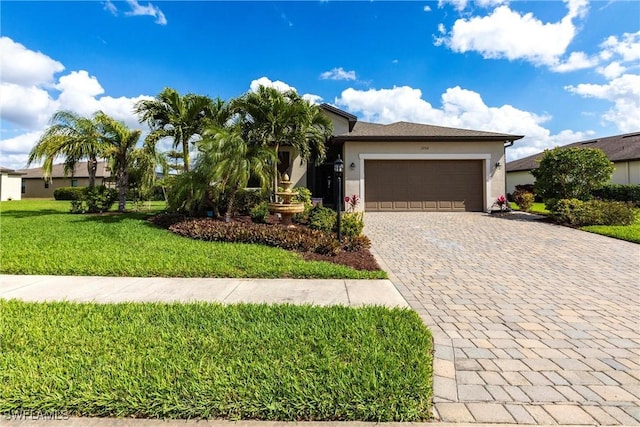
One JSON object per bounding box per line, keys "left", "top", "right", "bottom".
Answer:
{"left": 332, "top": 135, "right": 524, "bottom": 142}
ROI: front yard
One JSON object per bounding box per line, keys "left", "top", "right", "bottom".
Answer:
{"left": 0, "top": 300, "right": 433, "bottom": 421}
{"left": 0, "top": 200, "right": 385, "bottom": 279}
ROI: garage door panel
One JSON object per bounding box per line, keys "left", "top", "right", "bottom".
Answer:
{"left": 365, "top": 160, "right": 483, "bottom": 212}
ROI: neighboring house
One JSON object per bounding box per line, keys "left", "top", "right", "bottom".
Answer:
{"left": 18, "top": 161, "right": 112, "bottom": 199}
{"left": 288, "top": 104, "right": 524, "bottom": 212}
{"left": 0, "top": 167, "right": 24, "bottom": 201}
{"left": 506, "top": 132, "right": 640, "bottom": 195}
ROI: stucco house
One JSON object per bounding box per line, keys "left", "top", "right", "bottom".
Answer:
{"left": 506, "top": 132, "right": 640, "bottom": 195}
{"left": 288, "top": 104, "right": 524, "bottom": 212}
{"left": 0, "top": 167, "right": 24, "bottom": 201}
{"left": 18, "top": 161, "right": 112, "bottom": 199}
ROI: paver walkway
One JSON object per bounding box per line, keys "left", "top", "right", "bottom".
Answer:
{"left": 365, "top": 212, "right": 640, "bottom": 425}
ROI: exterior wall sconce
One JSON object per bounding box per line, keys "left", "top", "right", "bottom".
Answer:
{"left": 349, "top": 162, "right": 356, "bottom": 170}
{"left": 495, "top": 161, "right": 501, "bottom": 169}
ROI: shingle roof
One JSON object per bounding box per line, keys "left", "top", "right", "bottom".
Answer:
{"left": 506, "top": 132, "right": 640, "bottom": 172}
{"left": 0, "top": 167, "right": 24, "bottom": 175}
{"left": 18, "top": 161, "right": 112, "bottom": 179}
{"left": 333, "top": 121, "right": 523, "bottom": 141}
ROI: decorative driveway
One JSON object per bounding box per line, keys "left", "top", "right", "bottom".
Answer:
{"left": 365, "top": 212, "right": 640, "bottom": 425}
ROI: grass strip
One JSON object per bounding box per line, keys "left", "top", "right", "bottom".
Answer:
{"left": 0, "top": 200, "right": 385, "bottom": 279}
{"left": 0, "top": 300, "right": 432, "bottom": 421}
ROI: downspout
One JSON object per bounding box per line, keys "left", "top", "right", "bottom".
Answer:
{"left": 503, "top": 140, "right": 514, "bottom": 198}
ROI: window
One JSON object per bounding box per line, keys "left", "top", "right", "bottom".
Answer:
{"left": 44, "top": 181, "right": 49, "bottom": 189}
{"left": 71, "top": 179, "right": 78, "bottom": 187}
{"left": 21, "top": 179, "right": 26, "bottom": 194}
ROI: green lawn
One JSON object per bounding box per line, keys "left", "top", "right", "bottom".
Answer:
{"left": 0, "top": 300, "right": 433, "bottom": 421}
{"left": 510, "top": 202, "right": 550, "bottom": 215}
{"left": 582, "top": 221, "right": 640, "bottom": 243}
{"left": 0, "top": 200, "right": 385, "bottom": 279}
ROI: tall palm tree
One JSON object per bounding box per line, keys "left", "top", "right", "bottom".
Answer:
{"left": 233, "top": 86, "right": 333, "bottom": 197}
{"left": 198, "top": 124, "right": 274, "bottom": 218}
{"left": 96, "top": 113, "right": 142, "bottom": 212}
{"left": 27, "top": 110, "right": 107, "bottom": 187}
{"left": 134, "top": 88, "right": 222, "bottom": 172}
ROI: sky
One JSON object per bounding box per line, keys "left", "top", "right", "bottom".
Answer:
{"left": 1, "top": 0, "right": 639, "bottom": 170}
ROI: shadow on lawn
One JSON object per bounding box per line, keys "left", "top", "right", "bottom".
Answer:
{"left": 0, "top": 209, "right": 64, "bottom": 219}
{"left": 71, "top": 211, "right": 155, "bottom": 224}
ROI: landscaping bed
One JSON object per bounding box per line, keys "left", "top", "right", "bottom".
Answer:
{"left": 0, "top": 300, "right": 433, "bottom": 421}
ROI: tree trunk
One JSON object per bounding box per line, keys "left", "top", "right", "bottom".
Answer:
{"left": 225, "top": 184, "right": 240, "bottom": 220}
{"left": 273, "top": 143, "right": 279, "bottom": 202}
{"left": 118, "top": 168, "right": 128, "bottom": 212}
{"left": 88, "top": 157, "right": 98, "bottom": 188}
{"left": 182, "top": 139, "right": 190, "bottom": 173}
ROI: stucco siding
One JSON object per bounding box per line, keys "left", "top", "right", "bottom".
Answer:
{"left": 22, "top": 177, "right": 93, "bottom": 199}
{"left": 343, "top": 140, "right": 506, "bottom": 212}
{"left": 279, "top": 147, "right": 308, "bottom": 189}
{"left": 0, "top": 173, "right": 22, "bottom": 201}
{"left": 506, "top": 170, "right": 535, "bottom": 195}
{"left": 323, "top": 110, "right": 350, "bottom": 136}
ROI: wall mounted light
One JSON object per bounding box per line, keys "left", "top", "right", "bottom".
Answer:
{"left": 349, "top": 162, "right": 356, "bottom": 170}
{"left": 495, "top": 161, "right": 502, "bottom": 169}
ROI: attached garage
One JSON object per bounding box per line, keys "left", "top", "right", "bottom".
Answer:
{"left": 364, "top": 159, "right": 484, "bottom": 212}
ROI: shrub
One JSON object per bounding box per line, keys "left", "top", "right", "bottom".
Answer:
{"left": 513, "top": 190, "right": 535, "bottom": 212}
{"left": 250, "top": 202, "right": 270, "bottom": 224}
{"left": 147, "top": 212, "right": 186, "bottom": 229}
{"left": 532, "top": 147, "right": 614, "bottom": 201}
{"left": 54, "top": 186, "right": 85, "bottom": 201}
{"left": 68, "top": 186, "right": 117, "bottom": 214}
{"left": 343, "top": 235, "right": 371, "bottom": 252}
{"left": 551, "top": 198, "right": 636, "bottom": 226}
{"left": 341, "top": 212, "right": 364, "bottom": 237}
{"left": 168, "top": 219, "right": 340, "bottom": 255}
{"left": 308, "top": 205, "right": 337, "bottom": 233}
{"left": 293, "top": 187, "right": 313, "bottom": 223}
{"left": 236, "top": 188, "right": 270, "bottom": 215}
{"left": 592, "top": 184, "right": 640, "bottom": 206}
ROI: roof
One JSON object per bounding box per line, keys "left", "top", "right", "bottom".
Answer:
{"left": 320, "top": 104, "right": 357, "bottom": 132}
{"left": 18, "top": 161, "right": 112, "bottom": 179}
{"left": 0, "top": 167, "right": 25, "bottom": 176}
{"left": 332, "top": 120, "right": 523, "bottom": 142}
{"left": 506, "top": 131, "right": 640, "bottom": 172}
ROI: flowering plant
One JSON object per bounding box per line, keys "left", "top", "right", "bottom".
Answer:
{"left": 496, "top": 195, "right": 507, "bottom": 207}
{"left": 344, "top": 194, "right": 360, "bottom": 212}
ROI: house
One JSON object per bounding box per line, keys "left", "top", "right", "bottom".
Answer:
{"left": 288, "top": 104, "right": 524, "bottom": 212}
{"left": 0, "top": 167, "right": 24, "bottom": 201}
{"left": 506, "top": 132, "right": 640, "bottom": 195}
{"left": 18, "top": 161, "right": 112, "bottom": 199}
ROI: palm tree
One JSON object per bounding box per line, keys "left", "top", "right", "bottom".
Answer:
{"left": 27, "top": 111, "right": 107, "bottom": 187}
{"left": 198, "top": 124, "right": 274, "bottom": 218}
{"left": 134, "top": 88, "right": 223, "bottom": 172}
{"left": 96, "top": 113, "right": 142, "bottom": 212}
{"left": 233, "top": 86, "right": 333, "bottom": 197}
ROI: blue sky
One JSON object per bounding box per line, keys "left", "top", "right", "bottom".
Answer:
{"left": 1, "top": 0, "right": 639, "bottom": 169}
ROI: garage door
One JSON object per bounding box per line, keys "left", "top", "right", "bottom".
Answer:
{"left": 364, "top": 160, "right": 484, "bottom": 212}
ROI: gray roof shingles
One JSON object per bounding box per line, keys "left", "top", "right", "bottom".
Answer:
{"left": 17, "top": 161, "right": 112, "bottom": 179}
{"left": 506, "top": 132, "right": 640, "bottom": 172}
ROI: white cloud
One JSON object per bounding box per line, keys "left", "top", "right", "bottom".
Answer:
{"left": 423, "top": 5, "right": 432, "bottom": 12}
{"left": 566, "top": 74, "right": 640, "bottom": 132}
{"left": 320, "top": 67, "right": 357, "bottom": 81}
{"left": 438, "top": 0, "right": 468, "bottom": 11}
{"left": 104, "top": 0, "right": 118, "bottom": 16}
{"left": 436, "top": 0, "right": 588, "bottom": 68}
{"left": 597, "top": 62, "right": 626, "bottom": 80}
{"left": 551, "top": 51, "right": 599, "bottom": 73}
{"left": 335, "top": 84, "right": 593, "bottom": 161}
{"left": 0, "top": 37, "right": 153, "bottom": 169}
{"left": 124, "top": 0, "right": 167, "bottom": 25}
{"left": 0, "top": 37, "right": 64, "bottom": 86}
{"left": 600, "top": 31, "right": 640, "bottom": 63}
{"left": 249, "top": 77, "right": 323, "bottom": 105}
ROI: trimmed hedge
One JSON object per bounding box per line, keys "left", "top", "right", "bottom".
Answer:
{"left": 551, "top": 198, "right": 636, "bottom": 226}
{"left": 54, "top": 186, "right": 85, "bottom": 200}
{"left": 592, "top": 184, "right": 640, "bottom": 206}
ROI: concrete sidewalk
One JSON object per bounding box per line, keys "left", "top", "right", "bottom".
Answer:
{"left": 0, "top": 275, "right": 408, "bottom": 307}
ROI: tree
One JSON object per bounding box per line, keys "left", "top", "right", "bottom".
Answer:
{"left": 531, "top": 147, "right": 614, "bottom": 201}
{"left": 233, "top": 86, "right": 333, "bottom": 197}
{"left": 134, "top": 88, "right": 226, "bottom": 172}
{"left": 96, "top": 113, "right": 142, "bottom": 212}
{"left": 199, "top": 124, "right": 274, "bottom": 218}
{"left": 27, "top": 111, "right": 107, "bottom": 187}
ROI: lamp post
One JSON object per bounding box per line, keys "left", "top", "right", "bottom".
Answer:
{"left": 334, "top": 155, "right": 344, "bottom": 243}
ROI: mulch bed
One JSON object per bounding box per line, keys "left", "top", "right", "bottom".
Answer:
{"left": 149, "top": 213, "right": 382, "bottom": 272}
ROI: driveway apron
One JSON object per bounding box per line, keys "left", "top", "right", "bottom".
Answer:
{"left": 365, "top": 212, "right": 640, "bottom": 425}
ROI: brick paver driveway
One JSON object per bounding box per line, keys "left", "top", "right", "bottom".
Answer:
{"left": 365, "top": 212, "right": 639, "bottom": 425}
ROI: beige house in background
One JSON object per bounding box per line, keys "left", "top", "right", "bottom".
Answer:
{"left": 290, "top": 104, "right": 523, "bottom": 212}
{"left": 0, "top": 167, "right": 24, "bottom": 201}
{"left": 18, "top": 161, "right": 112, "bottom": 199}
{"left": 506, "top": 132, "right": 640, "bottom": 195}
